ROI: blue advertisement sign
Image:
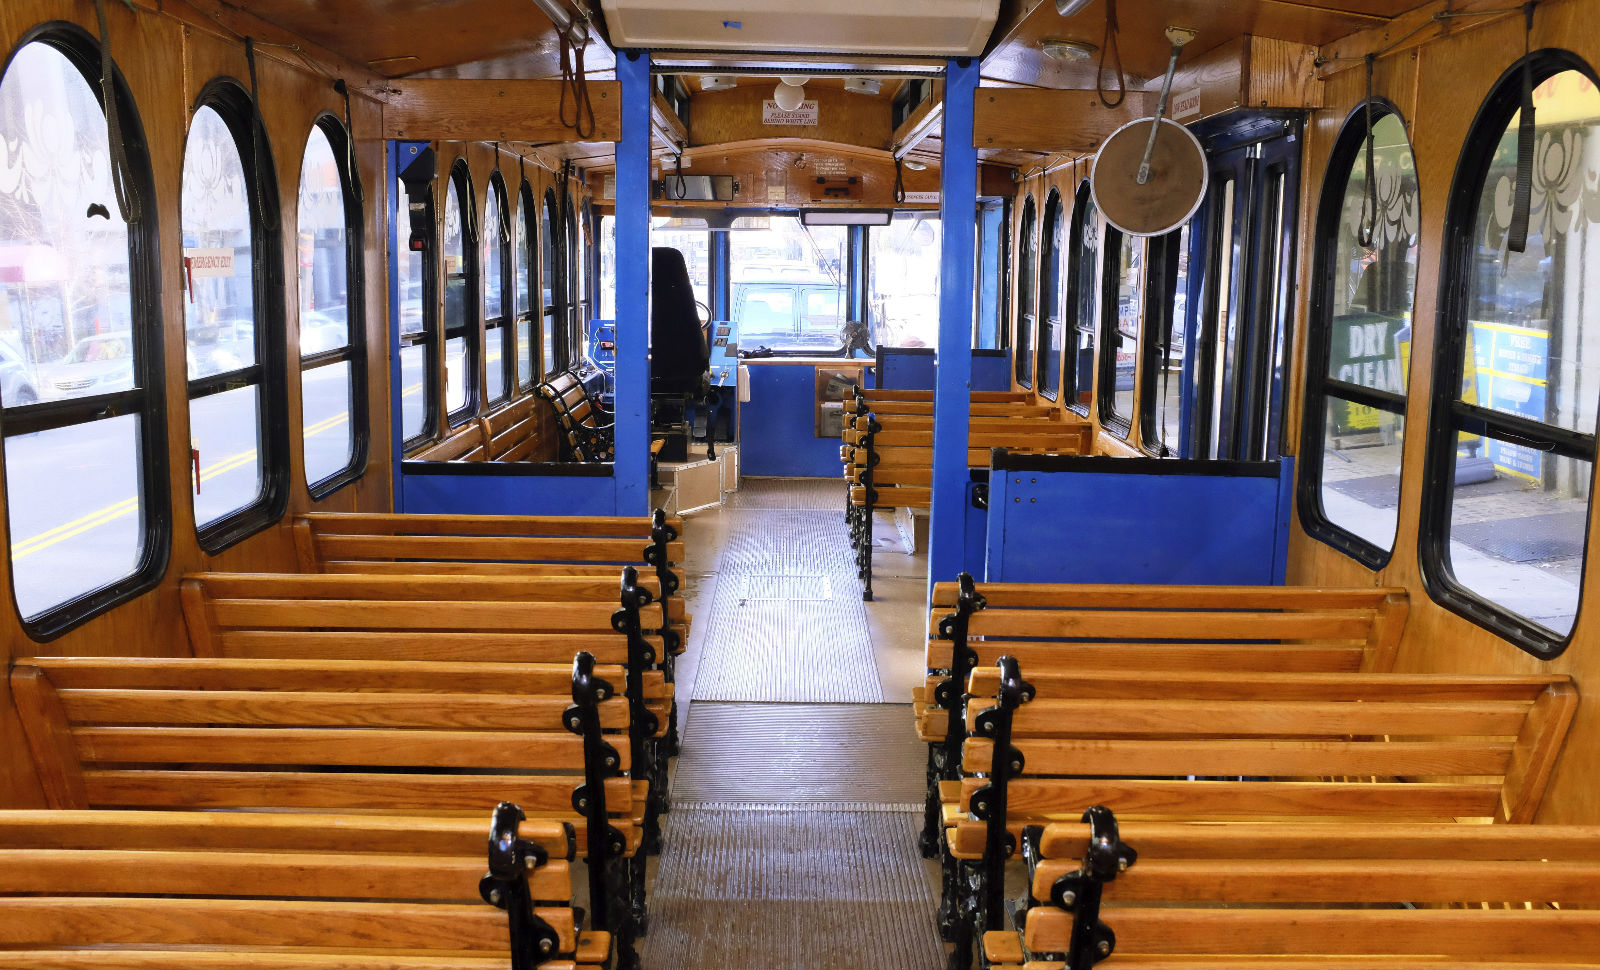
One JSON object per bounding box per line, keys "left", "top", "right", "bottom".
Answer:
{"left": 1471, "top": 321, "right": 1548, "bottom": 480}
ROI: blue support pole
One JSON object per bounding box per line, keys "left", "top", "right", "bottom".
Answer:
{"left": 927, "top": 58, "right": 980, "bottom": 595}
{"left": 613, "top": 51, "right": 653, "bottom": 514}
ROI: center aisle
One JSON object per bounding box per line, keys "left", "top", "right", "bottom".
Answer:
{"left": 643, "top": 478, "right": 944, "bottom": 970}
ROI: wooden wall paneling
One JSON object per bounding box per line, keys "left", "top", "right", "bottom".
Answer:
{"left": 1284, "top": 0, "right": 1600, "bottom": 825}
{"left": 687, "top": 84, "right": 894, "bottom": 151}
{"left": 973, "top": 89, "right": 1155, "bottom": 154}
{"left": 611, "top": 143, "right": 944, "bottom": 210}
{"left": 383, "top": 80, "right": 622, "bottom": 143}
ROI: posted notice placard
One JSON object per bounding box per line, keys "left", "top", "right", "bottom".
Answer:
{"left": 762, "top": 100, "right": 818, "bottom": 126}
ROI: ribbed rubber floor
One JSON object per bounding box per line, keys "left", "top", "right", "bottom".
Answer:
{"left": 730, "top": 477, "right": 848, "bottom": 510}
{"left": 640, "top": 806, "right": 944, "bottom": 970}
{"left": 672, "top": 703, "right": 927, "bottom": 804}
{"left": 692, "top": 508, "right": 880, "bottom": 703}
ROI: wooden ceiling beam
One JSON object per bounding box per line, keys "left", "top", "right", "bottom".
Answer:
{"left": 1315, "top": 0, "right": 1523, "bottom": 78}
{"left": 382, "top": 79, "right": 621, "bottom": 142}
{"left": 973, "top": 88, "right": 1155, "bottom": 154}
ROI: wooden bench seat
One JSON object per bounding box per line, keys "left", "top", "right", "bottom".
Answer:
{"left": 10, "top": 654, "right": 651, "bottom": 964}
{"left": 985, "top": 815, "right": 1600, "bottom": 969}
{"left": 938, "top": 655, "right": 1578, "bottom": 966}
{"left": 537, "top": 370, "right": 612, "bottom": 462}
{"left": 480, "top": 395, "right": 550, "bottom": 462}
{"left": 178, "top": 567, "right": 678, "bottom": 852}
{"left": 413, "top": 421, "right": 488, "bottom": 462}
{"left": 0, "top": 805, "right": 607, "bottom": 970}
{"left": 914, "top": 575, "right": 1411, "bottom": 854}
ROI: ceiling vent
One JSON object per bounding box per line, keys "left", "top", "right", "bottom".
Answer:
{"left": 599, "top": 0, "right": 1001, "bottom": 57}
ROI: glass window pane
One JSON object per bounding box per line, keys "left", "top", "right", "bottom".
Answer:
{"left": 2, "top": 43, "right": 135, "bottom": 404}
{"left": 485, "top": 324, "right": 505, "bottom": 401}
{"left": 190, "top": 384, "right": 263, "bottom": 526}
{"left": 515, "top": 195, "right": 531, "bottom": 316}
{"left": 600, "top": 214, "right": 616, "bottom": 320}
{"left": 870, "top": 213, "right": 942, "bottom": 349}
{"left": 1039, "top": 196, "right": 1063, "bottom": 398}
{"left": 1154, "top": 225, "right": 1189, "bottom": 451}
{"left": 1465, "top": 70, "right": 1600, "bottom": 436}
{"left": 650, "top": 217, "right": 709, "bottom": 307}
{"left": 1015, "top": 199, "right": 1036, "bottom": 386}
{"left": 1208, "top": 180, "right": 1236, "bottom": 458}
{"left": 729, "top": 216, "right": 847, "bottom": 353}
{"left": 302, "top": 361, "right": 353, "bottom": 485}
{"left": 1109, "top": 234, "right": 1142, "bottom": 423}
{"left": 1446, "top": 443, "right": 1585, "bottom": 636}
{"left": 484, "top": 184, "right": 504, "bottom": 321}
{"left": 297, "top": 125, "right": 349, "bottom": 357}
{"left": 6, "top": 414, "right": 144, "bottom": 619}
{"left": 445, "top": 334, "right": 467, "bottom": 414}
{"left": 396, "top": 177, "right": 424, "bottom": 336}
{"left": 400, "top": 343, "right": 426, "bottom": 440}
{"left": 518, "top": 318, "right": 533, "bottom": 388}
{"left": 182, "top": 106, "right": 256, "bottom": 382}
{"left": 1072, "top": 193, "right": 1100, "bottom": 411}
{"left": 1319, "top": 400, "right": 1404, "bottom": 549}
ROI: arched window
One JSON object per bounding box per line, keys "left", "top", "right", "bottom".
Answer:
{"left": 1422, "top": 54, "right": 1600, "bottom": 655}
{"left": 1066, "top": 181, "right": 1099, "bottom": 416}
{"left": 482, "top": 171, "right": 511, "bottom": 405}
{"left": 1037, "top": 189, "right": 1064, "bottom": 400}
{"left": 297, "top": 116, "right": 366, "bottom": 496}
{"left": 515, "top": 179, "right": 535, "bottom": 391}
{"left": 442, "top": 159, "right": 479, "bottom": 423}
{"left": 1300, "top": 103, "right": 1418, "bottom": 566}
{"left": 0, "top": 30, "right": 167, "bottom": 635}
{"left": 1014, "top": 196, "right": 1037, "bottom": 388}
{"left": 1099, "top": 226, "right": 1143, "bottom": 437}
{"left": 395, "top": 159, "right": 437, "bottom": 448}
{"left": 563, "top": 193, "right": 581, "bottom": 366}
{"left": 542, "top": 189, "right": 563, "bottom": 375}
{"left": 182, "top": 80, "right": 287, "bottom": 551}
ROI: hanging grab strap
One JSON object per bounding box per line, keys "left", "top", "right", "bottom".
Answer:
{"left": 92, "top": 0, "right": 141, "bottom": 223}
{"left": 1507, "top": 2, "right": 1539, "bottom": 254}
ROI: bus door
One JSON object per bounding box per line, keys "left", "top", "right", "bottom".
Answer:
{"left": 1188, "top": 112, "right": 1302, "bottom": 461}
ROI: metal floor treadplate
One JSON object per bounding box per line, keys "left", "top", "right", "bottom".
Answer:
{"left": 692, "top": 509, "right": 880, "bottom": 703}
{"left": 640, "top": 806, "right": 943, "bottom": 970}
{"left": 730, "top": 477, "right": 848, "bottom": 510}
{"left": 672, "top": 703, "right": 926, "bottom": 804}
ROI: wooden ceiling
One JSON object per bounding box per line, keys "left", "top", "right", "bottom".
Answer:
{"left": 233, "top": 0, "right": 615, "bottom": 78}
{"left": 980, "top": 0, "right": 1421, "bottom": 89}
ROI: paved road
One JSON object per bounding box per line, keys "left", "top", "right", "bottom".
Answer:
{"left": 6, "top": 348, "right": 486, "bottom": 619}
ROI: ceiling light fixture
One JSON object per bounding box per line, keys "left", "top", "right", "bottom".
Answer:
{"left": 700, "top": 74, "right": 738, "bottom": 91}
{"left": 774, "top": 76, "right": 807, "bottom": 111}
{"left": 902, "top": 159, "right": 928, "bottom": 171}
{"left": 843, "top": 77, "right": 882, "bottom": 96}
{"left": 1055, "top": 0, "right": 1094, "bottom": 16}
{"left": 1041, "top": 38, "right": 1098, "bottom": 61}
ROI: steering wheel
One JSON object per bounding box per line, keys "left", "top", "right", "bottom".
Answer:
{"left": 695, "top": 300, "right": 711, "bottom": 326}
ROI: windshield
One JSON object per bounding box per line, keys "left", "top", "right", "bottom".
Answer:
{"left": 730, "top": 216, "right": 847, "bottom": 353}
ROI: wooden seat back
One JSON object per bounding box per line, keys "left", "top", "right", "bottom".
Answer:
{"left": 0, "top": 807, "right": 608, "bottom": 969}
{"left": 480, "top": 395, "right": 550, "bottom": 462}
{"left": 413, "top": 421, "right": 487, "bottom": 461}
{"left": 993, "top": 818, "right": 1600, "bottom": 968}
{"left": 537, "top": 370, "right": 612, "bottom": 461}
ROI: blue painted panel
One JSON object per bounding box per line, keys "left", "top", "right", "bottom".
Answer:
{"left": 984, "top": 455, "right": 1290, "bottom": 585}
{"left": 876, "top": 348, "right": 1010, "bottom": 391}
{"left": 964, "top": 474, "right": 989, "bottom": 576}
{"left": 612, "top": 51, "right": 652, "bottom": 514}
{"left": 739, "top": 364, "right": 849, "bottom": 478}
{"left": 399, "top": 463, "right": 617, "bottom": 516}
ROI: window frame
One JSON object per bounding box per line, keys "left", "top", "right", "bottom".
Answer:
{"left": 482, "top": 169, "right": 513, "bottom": 407}
{"left": 563, "top": 193, "right": 582, "bottom": 366}
{"left": 1297, "top": 99, "right": 1413, "bottom": 569}
{"left": 397, "top": 164, "right": 440, "bottom": 451}
{"left": 1014, "top": 195, "right": 1037, "bottom": 389}
{"left": 1097, "top": 225, "right": 1142, "bottom": 439}
{"left": 542, "top": 188, "right": 565, "bottom": 375}
{"left": 1420, "top": 50, "right": 1599, "bottom": 658}
{"left": 298, "top": 113, "right": 368, "bottom": 499}
{"left": 442, "top": 157, "right": 480, "bottom": 426}
{"left": 515, "top": 179, "right": 538, "bottom": 391}
{"left": 1065, "top": 180, "right": 1098, "bottom": 418}
{"left": 1139, "top": 227, "right": 1187, "bottom": 456}
{"left": 1037, "top": 188, "right": 1065, "bottom": 402}
{"left": 0, "top": 24, "right": 170, "bottom": 639}
{"left": 183, "top": 77, "right": 289, "bottom": 554}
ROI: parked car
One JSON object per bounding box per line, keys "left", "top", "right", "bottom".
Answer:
{"left": 731, "top": 280, "right": 846, "bottom": 353}
{"left": 0, "top": 341, "right": 39, "bottom": 406}
{"left": 42, "top": 331, "right": 134, "bottom": 401}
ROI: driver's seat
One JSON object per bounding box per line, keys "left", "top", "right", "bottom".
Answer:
{"left": 650, "top": 247, "right": 715, "bottom": 460}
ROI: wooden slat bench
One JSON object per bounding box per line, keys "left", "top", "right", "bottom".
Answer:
{"left": 537, "top": 370, "right": 612, "bottom": 462}
{"left": 839, "top": 402, "right": 1092, "bottom": 599}
{"left": 177, "top": 566, "right": 677, "bottom": 852}
{"left": 0, "top": 804, "right": 607, "bottom": 970}
{"left": 986, "top": 814, "right": 1600, "bottom": 969}
{"left": 938, "top": 655, "right": 1578, "bottom": 966}
{"left": 481, "top": 395, "right": 550, "bottom": 462}
{"left": 914, "top": 576, "right": 1411, "bottom": 854}
{"left": 9, "top": 653, "right": 648, "bottom": 966}
{"left": 414, "top": 421, "right": 488, "bottom": 462}
{"left": 291, "top": 510, "right": 689, "bottom": 655}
